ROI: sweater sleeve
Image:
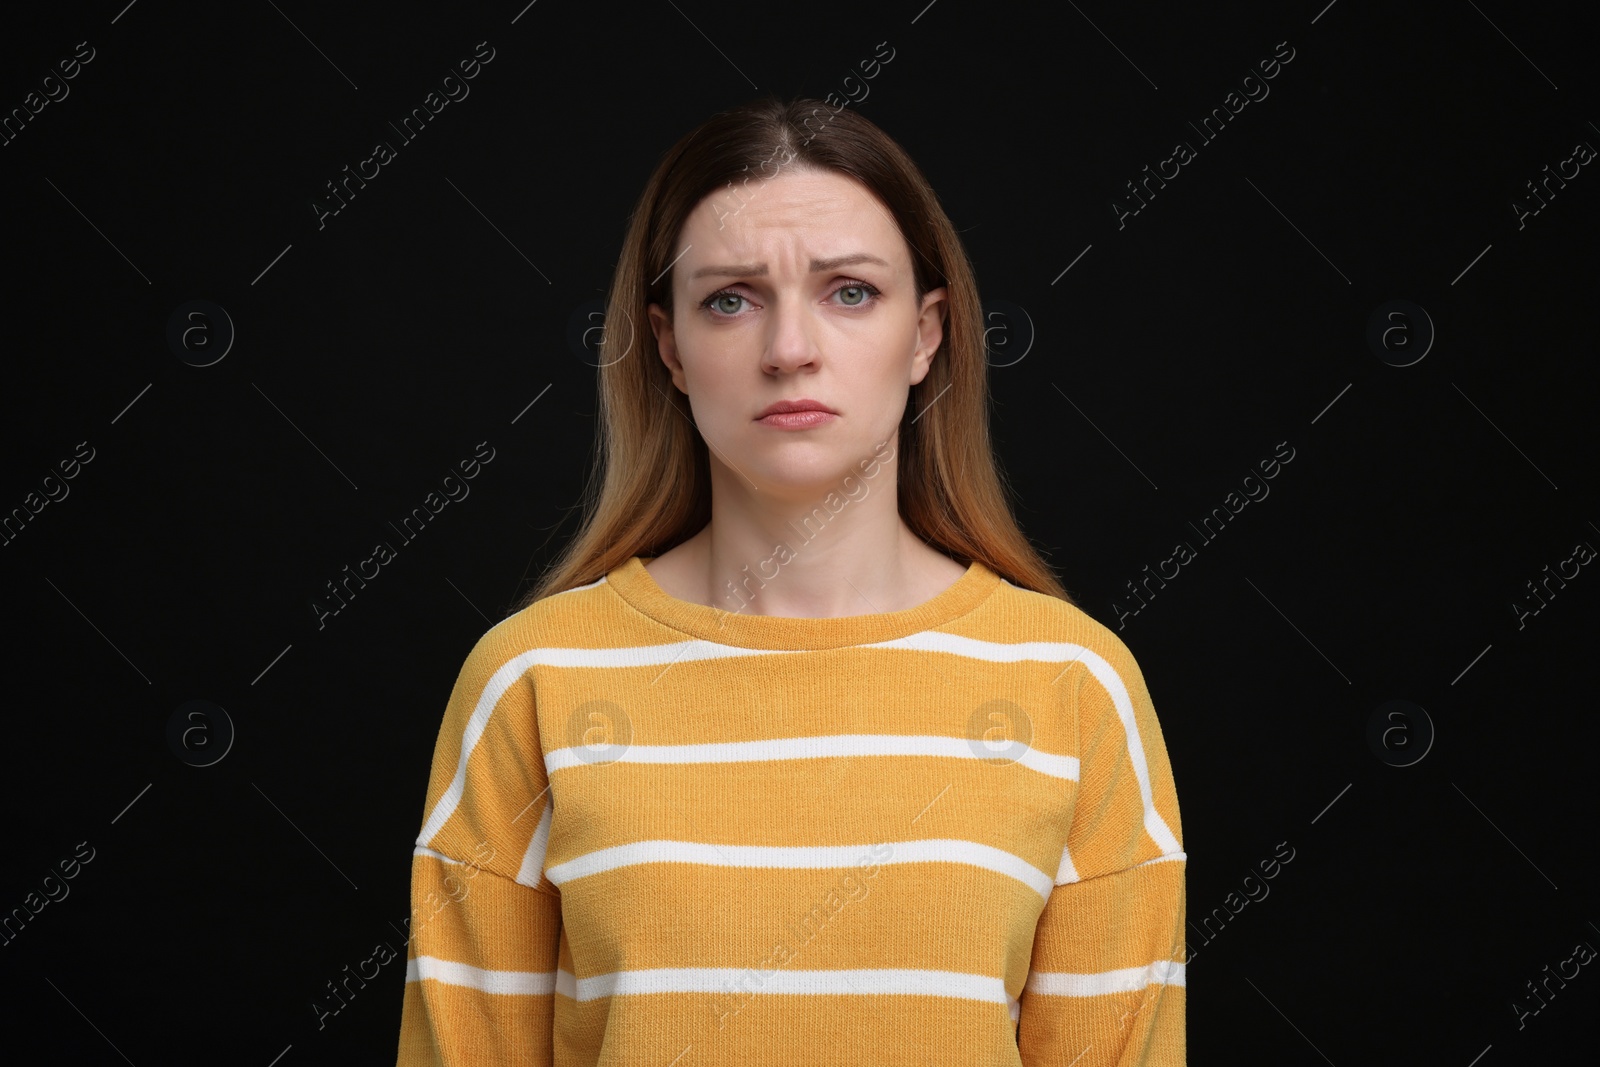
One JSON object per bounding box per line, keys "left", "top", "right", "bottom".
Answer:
{"left": 395, "top": 629, "right": 562, "bottom": 1067}
{"left": 1017, "top": 639, "right": 1186, "bottom": 1066}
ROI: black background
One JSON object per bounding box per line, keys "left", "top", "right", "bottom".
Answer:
{"left": 2, "top": 1, "right": 1596, "bottom": 1063}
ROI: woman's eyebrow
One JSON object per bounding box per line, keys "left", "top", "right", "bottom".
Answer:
{"left": 689, "top": 252, "right": 890, "bottom": 280}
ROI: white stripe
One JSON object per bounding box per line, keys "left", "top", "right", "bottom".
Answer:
{"left": 520, "top": 631, "right": 1083, "bottom": 670}
{"left": 535, "top": 641, "right": 796, "bottom": 669}
{"left": 480, "top": 624, "right": 1130, "bottom": 672}
{"left": 1025, "top": 960, "right": 1185, "bottom": 996}
{"left": 455, "top": 630, "right": 1064, "bottom": 671}
{"left": 516, "top": 801, "right": 554, "bottom": 888}
{"left": 1054, "top": 847, "right": 1181, "bottom": 887}
{"left": 1073, "top": 647, "right": 1182, "bottom": 856}
{"left": 417, "top": 648, "right": 544, "bottom": 847}
{"left": 412, "top": 845, "right": 465, "bottom": 865}
{"left": 1135, "top": 850, "right": 1186, "bottom": 869}
{"left": 1055, "top": 842, "right": 1079, "bottom": 885}
{"left": 553, "top": 965, "right": 1016, "bottom": 1007}
{"left": 1011, "top": 745, "right": 1078, "bottom": 779}
{"left": 546, "top": 733, "right": 1078, "bottom": 780}
{"left": 405, "top": 955, "right": 557, "bottom": 994}
{"left": 407, "top": 955, "right": 1026, "bottom": 1014}
{"left": 545, "top": 838, "right": 1055, "bottom": 899}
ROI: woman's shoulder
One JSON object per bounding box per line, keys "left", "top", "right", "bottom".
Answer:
{"left": 459, "top": 565, "right": 630, "bottom": 663}
{"left": 984, "top": 570, "right": 1142, "bottom": 669}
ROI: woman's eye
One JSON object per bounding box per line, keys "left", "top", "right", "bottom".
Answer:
{"left": 710, "top": 292, "right": 745, "bottom": 315}
{"left": 699, "top": 281, "right": 880, "bottom": 317}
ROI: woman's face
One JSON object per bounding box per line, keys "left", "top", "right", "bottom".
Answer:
{"left": 647, "top": 166, "right": 947, "bottom": 500}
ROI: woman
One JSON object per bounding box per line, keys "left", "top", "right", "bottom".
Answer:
{"left": 396, "top": 96, "right": 1186, "bottom": 1066}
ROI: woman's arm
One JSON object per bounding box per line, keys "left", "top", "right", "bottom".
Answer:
{"left": 1018, "top": 640, "right": 1187, "bottom": 1065}
{"left": 394, "top": 629, "right": 562, "bottom": 1066}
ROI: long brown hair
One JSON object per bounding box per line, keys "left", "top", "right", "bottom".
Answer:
{"left": 513, "top": 95, "right": 1075, "bottom": 611}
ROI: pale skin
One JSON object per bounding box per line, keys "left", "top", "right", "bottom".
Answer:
{"left": 644, "top": 166, "right": 967, "bottom": 618}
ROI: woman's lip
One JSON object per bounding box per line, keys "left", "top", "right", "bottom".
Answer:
{"left": 756, "top": 403, "right": 836, "bottom": 418}
{"left": 756, "top": 410, "right": 838, "bottom": 429}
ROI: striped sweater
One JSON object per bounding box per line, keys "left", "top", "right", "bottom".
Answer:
{"left": 395, "top": 555, "right": 1186, "bottom": 1066}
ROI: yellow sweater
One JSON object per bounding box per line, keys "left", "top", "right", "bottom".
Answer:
{"left": 395, "top": 555, "right": 1186, "bottom": 1065}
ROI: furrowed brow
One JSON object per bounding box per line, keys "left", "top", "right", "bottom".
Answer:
{"left": 689, "top": 252, "right": 889, "bottom": 280}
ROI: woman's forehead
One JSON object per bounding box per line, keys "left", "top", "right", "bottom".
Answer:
{"left": 682, "top": 172, "right": 903, "bottom": 272}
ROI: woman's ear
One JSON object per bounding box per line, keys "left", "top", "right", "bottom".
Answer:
{"left": 912, "top": 286, "right": 949, "bottom": 376}
{"left": 648, "top": 302, "right": 685, "bottom": 390}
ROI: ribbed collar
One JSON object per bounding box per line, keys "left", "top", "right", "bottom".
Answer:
{"left": 603, "top": 555, "right": 1002, "bottom": 651}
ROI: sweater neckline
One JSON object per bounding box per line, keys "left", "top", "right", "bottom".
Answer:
{"left": 605, "top": 555, "right": 1002, "bottom": 651}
